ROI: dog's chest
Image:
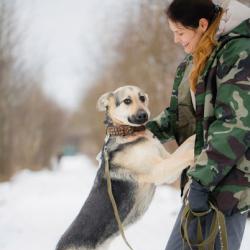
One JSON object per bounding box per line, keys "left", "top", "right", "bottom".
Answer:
{"left": 111, "top": 132, "right": 169, "bottom": 174}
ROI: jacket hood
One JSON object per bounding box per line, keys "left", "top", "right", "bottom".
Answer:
{"left": 216, "top": 0, "right": 250, "bottom": 38}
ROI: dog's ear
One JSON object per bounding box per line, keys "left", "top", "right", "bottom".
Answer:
{"left": 97, "top": 92, "right": 113, "bottom": 111}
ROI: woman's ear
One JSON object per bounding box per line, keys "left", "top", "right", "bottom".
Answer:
{"left": 198, "top": 18, "right": 209, "bottom": 33}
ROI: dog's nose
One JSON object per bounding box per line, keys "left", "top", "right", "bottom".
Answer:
{"left": 135, "top": 109, "right": 148, "bottom": 124}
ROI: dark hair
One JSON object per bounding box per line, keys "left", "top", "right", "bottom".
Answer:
{"left": 166, "top": 0, "right": 220, "bottom": 29}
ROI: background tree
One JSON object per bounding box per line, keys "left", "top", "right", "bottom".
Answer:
{"left": 0, "top": 2, "right": 68, "bottom": 180}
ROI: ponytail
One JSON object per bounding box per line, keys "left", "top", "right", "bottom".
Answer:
{"left": 189, "top": 10, "right": 223, "bottom": 91}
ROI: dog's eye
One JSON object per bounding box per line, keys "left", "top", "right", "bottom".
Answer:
{"left": 139, "top": 96, "right": 146, "bottom": 103}
{"left": 124, "top": 99, "right": 132, "bottom": 105}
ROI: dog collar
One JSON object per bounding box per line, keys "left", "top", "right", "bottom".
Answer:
{"left": 106, "top": 125, "right": 146, "bottom": 137}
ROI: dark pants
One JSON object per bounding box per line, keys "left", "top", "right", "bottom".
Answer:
{"left": 165, "top": 206, "right": 247, "bottom": 250}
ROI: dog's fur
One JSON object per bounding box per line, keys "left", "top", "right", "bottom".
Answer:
{"left": 56, "top": 85, "right": 195, "bottom": 250}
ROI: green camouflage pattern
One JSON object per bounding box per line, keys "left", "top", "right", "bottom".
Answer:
{"left": 146, "top": 19, "right": 250, "bottom": 215}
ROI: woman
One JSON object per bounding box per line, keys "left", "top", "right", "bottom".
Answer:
{"left": 146, "top": 0, "right": 250, "bottom": 249}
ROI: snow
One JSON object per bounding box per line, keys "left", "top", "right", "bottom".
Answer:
{"left": 0, "top": 155, "right": 249, "bottom": 250}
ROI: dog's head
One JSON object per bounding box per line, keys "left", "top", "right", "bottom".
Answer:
{"left": 97, "top": 85, "right": 150, "bottom": 126}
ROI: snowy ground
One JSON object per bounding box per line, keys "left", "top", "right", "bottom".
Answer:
{"left": 0, "top": 155, "right": 249, "bottom": 250}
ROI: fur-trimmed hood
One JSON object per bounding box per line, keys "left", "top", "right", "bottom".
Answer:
{"left": 216, "top": 0, "right": 250, "bottom": 37}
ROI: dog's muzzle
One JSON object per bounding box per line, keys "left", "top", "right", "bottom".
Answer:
{"left": 128, "top": 109, "right": 148, "bottom": 124}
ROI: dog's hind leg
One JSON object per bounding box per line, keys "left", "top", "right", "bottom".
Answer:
{"left": 95, "top": 239, "right": 112, "bottom": 250}
{"left": 56, "top": 240, "right": 111, "bottom": 250}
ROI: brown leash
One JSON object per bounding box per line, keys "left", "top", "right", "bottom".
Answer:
{"left": 103, "top": 134, "right": 136, "bottom": 250}
{"left": 181, "top": 202, "right": 228, "bottom": 250}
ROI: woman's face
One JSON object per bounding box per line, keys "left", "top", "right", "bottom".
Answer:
{"left": 168, "top": 19, "right": 208, "bottom": 54}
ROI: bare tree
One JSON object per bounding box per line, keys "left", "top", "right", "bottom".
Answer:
{"left": 0, "top": 1, "right": 68, "bottom": 180}
{"left": 0, "top": 1, "right": 18, "bottom": 180}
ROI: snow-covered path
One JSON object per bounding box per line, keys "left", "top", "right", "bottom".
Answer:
{"left": 0, "top": 155, "right": 249, "bottom": 250}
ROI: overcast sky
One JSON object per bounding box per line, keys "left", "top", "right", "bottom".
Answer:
{"left": 11, "top": 0, "right": 139, "bottom": 109}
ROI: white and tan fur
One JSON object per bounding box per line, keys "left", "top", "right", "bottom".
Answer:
{"left": 98, "top": 85, "right": 195, "bottom": 185}
{"left": 56, "top": 85, "right": 194, "bottom": 250}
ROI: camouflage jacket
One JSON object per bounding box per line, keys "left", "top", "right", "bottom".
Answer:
{"left": 146, "top": 19, "right": 250, "bottom": 215}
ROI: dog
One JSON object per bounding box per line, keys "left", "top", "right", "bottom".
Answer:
{"left": 56, "top": 85, "right": 195, "bottom": 250}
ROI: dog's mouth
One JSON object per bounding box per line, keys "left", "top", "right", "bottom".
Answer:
{"left": 128, "top": 110, "right": 148, "bottom": 125}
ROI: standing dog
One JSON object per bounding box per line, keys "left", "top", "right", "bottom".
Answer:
{"left": 56, "top": 85, "right": 195, "bottom": 250}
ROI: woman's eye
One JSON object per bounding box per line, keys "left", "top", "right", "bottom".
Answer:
{"left": 140, "top": 96, "right": 145, "bottom": 102}
{"left": 124, "top": 99, "right": 132, "bottom": 105}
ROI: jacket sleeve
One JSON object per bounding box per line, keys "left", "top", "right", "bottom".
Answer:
{"left": 146, "top": 56, "right": 192, "bottom": 144}
{"left": 146, "top": 107, "right": 175, "bottom": 143}
{"left": 188, "top": 41, "right": 250, "bottom": 191}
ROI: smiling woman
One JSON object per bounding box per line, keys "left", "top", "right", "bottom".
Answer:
{"left": 167, "top": 1, "right": 223, "bottom": 91}
{"left": 146, "top": 0, "right": 250, "bottom": 249}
